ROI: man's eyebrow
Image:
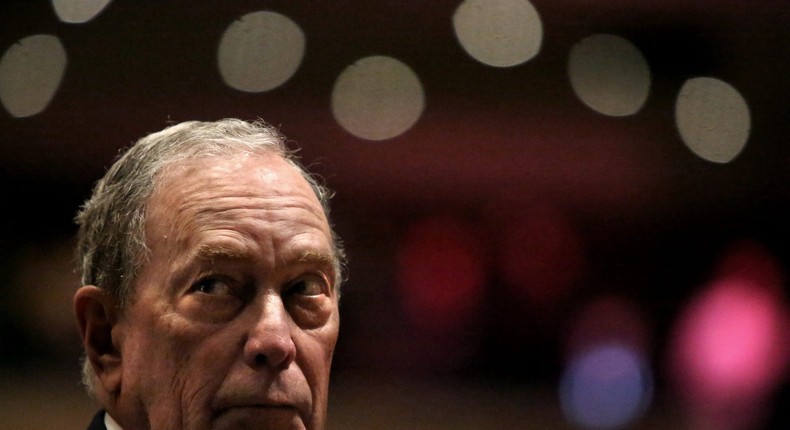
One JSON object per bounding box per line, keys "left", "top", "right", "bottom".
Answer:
{"left": 193, "top": 243, "right": 253, "bottom": 262}
{"left": 293, "top": 250, "right": 337, "bottom": 268}
{"left": 192, "top": 245, "right": 336, "bottom": 267}
{"left": 292, "top": 251, "right": 340, "bottom": 287}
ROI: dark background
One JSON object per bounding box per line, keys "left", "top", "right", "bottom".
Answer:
{"left": 1, "top": 1, "right": 788, "bottom": 428}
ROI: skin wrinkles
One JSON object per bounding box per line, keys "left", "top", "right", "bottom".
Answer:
{"left": 152, "top": 158, "right": 335, "bottom": 295}
{"left": 163, "top": 193, "right": 332, "bottom": 283}
{"left": 101, "top": 153, "right": 339, "bottom": 430}
{"left": 154, "top": 154, "right": 329, "bottom": 258}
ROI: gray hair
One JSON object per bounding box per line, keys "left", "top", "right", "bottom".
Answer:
{"left": 75, "top": 118, "right": 345, "bottom": 396}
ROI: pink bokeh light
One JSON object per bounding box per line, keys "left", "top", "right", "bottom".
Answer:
{"left": 668, "top": 241, "right": 789, "bottom": 427}
{"left": 672, "top": 280, "right": 787, "bottom": 400}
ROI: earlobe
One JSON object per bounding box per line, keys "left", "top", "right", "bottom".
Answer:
{"left": 74, "top": 286, "right": 123, "bottom": 396}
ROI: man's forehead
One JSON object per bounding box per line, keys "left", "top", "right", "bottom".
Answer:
{"left": 144, "top": 152, "right": 332, "bottom": 253}
{"left": 161, "top": 152, "right": 290, "bottom": 181}
{"left": 151, "top": 152, "right": 319, "bottom": 206}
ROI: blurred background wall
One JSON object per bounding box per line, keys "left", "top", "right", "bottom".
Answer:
{"left": 1, "top": 1, "right": 789, "bottom": 428}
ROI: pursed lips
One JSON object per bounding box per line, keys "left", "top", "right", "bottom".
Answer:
{"left": 211, "top": 404, "right": 304, "bottom": 429}
{"left": 211, "top": 395, "right": 308, "bottom": 419}
{"left": 214, "top": 402, "right": 299, "bottom": 414}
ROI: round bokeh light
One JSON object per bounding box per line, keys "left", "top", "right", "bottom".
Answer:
{"left": 675, "top": 77, "right": 751, "bottom": 163}
{"left": 332, "top": 55, "right": 425, "bottom": 141}
{"left": 568, "top": 34, "right": 651, "bottom": 117}
{"left": 453, "top": 0, "right": 543, "bottom": 67}
{"left": 0, "top": 34, "right": 67, "bottom": 118}
{"left": 217, "top": 11, "right": 305, "bottom": 93}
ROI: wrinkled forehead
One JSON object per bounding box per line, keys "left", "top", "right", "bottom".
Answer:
{"left": 136, "top": 151, "right": 342, "bottom": 291}
{"left": 147, "top": 153, "right": 330, "bottom": 231}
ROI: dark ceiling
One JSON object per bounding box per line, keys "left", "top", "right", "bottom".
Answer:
{"left": 2, "top": 1, "right": 789, "bottom": 237}
{"left": 1, "top": 0, "right": 789, "bottom": 387}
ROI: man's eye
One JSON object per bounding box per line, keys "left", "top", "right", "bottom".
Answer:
{"left": 190, "top": 277, "right": 233, "bottom": 296}
{"left": 286, "top": 276, "right": 327, "bottom": 297}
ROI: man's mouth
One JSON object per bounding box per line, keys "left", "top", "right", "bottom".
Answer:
{"left": 212, "top": 404, "right": 304, "bottom": 429}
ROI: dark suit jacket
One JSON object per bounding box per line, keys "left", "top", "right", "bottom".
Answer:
{"left": 87, "top": 411, "right": 107, "bottom": 430}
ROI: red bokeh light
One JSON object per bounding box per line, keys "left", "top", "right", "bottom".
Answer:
{"left": 395, "top": 215, "right": 487, "bottom": 335}
{"left": 714, "top": 240, "right": 785, "bottom": 292}
{"left": 496, "top": 206, "right": 585, "bottom": 308}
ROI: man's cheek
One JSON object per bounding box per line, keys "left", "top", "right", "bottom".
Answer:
{"left": 128, "top": 319, "right": 224, "bottom": 393}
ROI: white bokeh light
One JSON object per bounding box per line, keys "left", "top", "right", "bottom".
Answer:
{"left": 452, "top": 0, "right": 543, "bottom": 67}
{"left": 675, "top": 77, "right": 751, "bottom": 164}
{"left": 217, "top": 11, "right": 305, "bottom": 93}
{"left": 331, "top": 56, "right": 425, "bottom": 141}
{"left": 569, "top": 34, "right": 651, "bottom": 116}
{"left": 0, "top": 34, "right": 67, "bottom": 118}
{"left": 51, "top": 0, "right": 113, "bottom": 24}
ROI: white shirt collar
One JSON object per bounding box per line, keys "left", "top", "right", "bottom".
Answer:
{"left": 104, "top": 412, "right": 124, "bottom": 430}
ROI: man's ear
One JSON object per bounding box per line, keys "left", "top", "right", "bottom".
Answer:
{"left": 74, "top": 285, "right": 123, "bottom": 395}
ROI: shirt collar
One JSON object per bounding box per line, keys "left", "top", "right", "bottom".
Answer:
{"left": 104, "top": 412, "right": 123, "bottom": 430}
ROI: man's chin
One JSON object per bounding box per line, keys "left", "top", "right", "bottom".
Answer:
{"left": 211, "top": 406, "right": 307, "bottom": 430}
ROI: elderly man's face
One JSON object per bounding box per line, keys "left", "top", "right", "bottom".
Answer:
{"left": 110, "top": 153, "right": 339, "bottom": 430}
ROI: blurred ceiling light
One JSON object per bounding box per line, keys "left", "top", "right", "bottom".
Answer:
{"left": 0, "top": 34, "right": 67, "bottom": 118}
{"left": 217, "top": 11, "right": 305, "bottom": 93}
{"left": 569, "top": 34, "right": 651, "bottom": 117}
{"left": 332, "top": 55, "right": 425, "bottom": 141}
{"left": 452, "top": 0, "right": 542, "bottom": 67}
{"left": 51, "top": 0, "right": 113, "bottom": 24}
{"left": 675, "top": 77, "right": 751, "bottom": 163}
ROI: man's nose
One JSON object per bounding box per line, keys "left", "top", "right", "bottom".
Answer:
{"left": 243, "top": 295, "right": 297, "bottom": 370}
